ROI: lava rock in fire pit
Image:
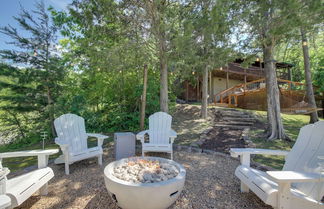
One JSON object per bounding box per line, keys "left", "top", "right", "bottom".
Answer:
{"left": 104, "top": 157, "right": 186, "bottom": 209}
{"left": 113, "top": 158, "right": 179, "bottom": 183}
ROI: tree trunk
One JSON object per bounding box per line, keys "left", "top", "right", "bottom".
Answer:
{"left": 140, "top": 64, "right": 148, "bottom": 130}
{"left": 160, "top": 56, "right": 168, "bottom": 112}
{"left": 144, "top": 1, "right": 168, "bottom": 113}
{"left": 185, "top": 81, "right": 189, "bottom": 102}
{"left": 7, "top": 110, "right": 25, "bottom": 139}
{"left": 300, "top": 28, "right": 319, "bottom": 123}
{"left": 201, "top": 66, "right": 208, "bottom": 119}
{"left": 158, "top": 31, "right": 168, "bottom": 113}
{"left": 263, "top": 45, "right": 289, "bottom": 140}
{"left": 46, "top": 86, "right": 56, "bottom": 137}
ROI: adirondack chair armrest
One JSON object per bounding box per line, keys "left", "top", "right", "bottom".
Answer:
{"left": 55, "top": 137, "right": 68, "bottom": 147}
{"left": 230, "top": 148, "right": 289, "bottom": 167}
{"left": 55, "top": 137, "right": 69, "bottom": 152}
{"left": 0, "top": 149, "right": 59, "bottom": 159}
{"left": 267, "top": 171, "right": 324, "bottom": 184}
{"left": 136, "top": 130, "right": 149, "bottom": 143}
{"left": 0, "top": 149, "right": 59, "bottom": 168}
{"left": 0, "top": 194, "right": 11, "bottom": 208}
{"left": 87, "top": 133, "right": 109, "bottom": 147}
{"left": 0, "top": 167, "right": 10, "bottom": 178}
{"left": 170, "top": 129, "right": 177, "bottom": 143}
{"left": 87, "top": 133, "right": 109, "bottom": 139}
{"left": 230, "top": 148, "right": 289, "bottom": 157}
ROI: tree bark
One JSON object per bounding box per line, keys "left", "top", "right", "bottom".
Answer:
{"left": 159, "top": 49, "right": 168, "bottom": 112}
{"left": 201, "top": 66, "right": 208, "bottom": 119}
{"left": 7, "top": 110, "right": 25, "bottom": 139}
{"left": 143, "top": 1, "right": 169, "bottom": 113}
{"left": 196, "top": 77, "right": 200, "bottom": 102}
{"left": 300, "top": 28, "right": 319, "bottom": 123}
{"left": 140, "top": 64, "right": 148, "bottom": 130}
{"left": 185, "top": 81, "right": 189, "bottom": 102}
{"left": 263, "top": 45, "right": 289, "bottom": 140}
{"left": 46, "top": 86, "right": 56, "bottom": 137}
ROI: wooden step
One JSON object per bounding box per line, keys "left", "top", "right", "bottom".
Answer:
{"left": 218, "top": 121, "right": 254, "bottom": 126}
{"left": 221, "top": 113, "right": 252, "bottom": 118}
{"left": 214, "top": 124, "right": 251, "bottom": 129}
{"left": 222, "top": 117, "right": 256, "bottom": 122}
{"left": 215, "top": 103, "right": 229, "bottom": 107}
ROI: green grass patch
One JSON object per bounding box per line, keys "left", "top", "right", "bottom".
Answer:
{"left": 246, "top": 109, "right": 311, "bottom": 169}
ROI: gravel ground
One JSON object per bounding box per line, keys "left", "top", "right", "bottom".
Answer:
{"left": 16, "top": 147, "right": 271, "bottom": 209}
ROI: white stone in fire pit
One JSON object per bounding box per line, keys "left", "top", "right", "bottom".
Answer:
{"left": 104, "top": 157, "right": 186, "bottom": 209}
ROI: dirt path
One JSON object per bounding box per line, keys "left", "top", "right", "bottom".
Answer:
{"left": 201, "top": 108, "right": 259, "bottom": 153}
{"left": 172, "top": 104, "right": 262, "bottom": 153}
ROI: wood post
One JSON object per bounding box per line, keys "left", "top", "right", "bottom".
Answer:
{"left": 226, "top": 67, "right": 229, "bottom": 89}
{"left": 196, "top": 77, "right": 200, "bottom": 101}
{"left": 185, "top": 81, "right": 189, "bottom": 102}
{"left": 244, "top": 69, "right": 247, "bottom": 93}
{"left": 211, "top": 72, "right": 214, "bottom": 98}
{"left": 288, "top": 68, "right": 292, "bottom": 81}
{"left": 140, "top": 64, "right": 148, "bottom": 131}
{"left": 209, "top": 71, "right": 212, "bottom": 101}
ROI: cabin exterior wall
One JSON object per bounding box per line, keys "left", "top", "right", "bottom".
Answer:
{"left": 212, "top": 76, "right": 242, "bottom": 96}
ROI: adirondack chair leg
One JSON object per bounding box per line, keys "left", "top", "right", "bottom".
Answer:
{"left": 240, "top": 182, "right": 249, "bottom": 193}
{"left": 240, "top": 154, "right": 250, "bottom": 192}
{"left": 170, "top": 152, "right": 173, "bottom": 160}
{"left": 277, "top": 182, "right": 291, "bottom": 209}
{"left": 98, "top": 154, "right": 102, "bottom": 166}
{"left": 142, "top": 150, "right": 145, "bottom": 157}
{"left": 65, "top": 163, "right": 70, "bottom": 175}
{"left": 63, "top": 152, "right": 70, "bottom": 175}
{"left": 37, "top": 154, "right": 49, "bottom": 195}
{"left": 39, "top": 184, "right": 48, "bottom": 195}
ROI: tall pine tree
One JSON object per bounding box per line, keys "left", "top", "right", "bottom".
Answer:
{"left": 0, "top": 1, "right": 65, "bottom": 136}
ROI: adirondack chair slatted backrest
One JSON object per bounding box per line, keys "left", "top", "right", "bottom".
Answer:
{"left": 148, "top": 112, "right": 172, "bottom": 144}
{"left": 54, "top": 114, "right": 88, "bottom": 155}
{"left": 283, "top": 121, "right": 324, "bottom": 201}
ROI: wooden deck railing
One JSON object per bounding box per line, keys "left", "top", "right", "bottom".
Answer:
{"left": 213, "top": 78, "right": 307, "bottom": 106}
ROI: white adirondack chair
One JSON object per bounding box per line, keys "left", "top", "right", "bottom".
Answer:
{"left": 230, "top": 121, "right": 324, "bottom": 209}
{"left": 0, "top": 149, "right": 58, "bottom": 208}
{"left": 136, "top": 112, "right": 177, "bottom": 159}
{"left": 0, "top": 195, "right": 11, "bottom": 209}
{"left": 54, "top": 113, "right": 109, "bottom": 175}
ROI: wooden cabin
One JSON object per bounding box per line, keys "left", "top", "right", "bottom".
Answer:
{"left": 180, "top": 59, "right": 293, "bottom": 102}
{"left": 179, "top": 59, "right": 324, "bottom": 115}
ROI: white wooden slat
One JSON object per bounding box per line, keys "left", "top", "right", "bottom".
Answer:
{"left": 6, "top": 167, "right": 54, "bottom": 207}
{"left": 295, "top": 121, "right": 324, "bottom": 200}
{"left": 54, "top": 114, "right": 88, "bottom": 155}
{"left": 283, "top": 124, "right": 314, "bottom": 171}
{"left": 148, "top": 112, "right": 171, "bottom": 145}
{"left": 283, "top": 121, "right": 324, "bottom": 201}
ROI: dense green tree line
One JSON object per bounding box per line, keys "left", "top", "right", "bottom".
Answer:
{"left": 0, "top": 0, "right": 323, "bottom": 145}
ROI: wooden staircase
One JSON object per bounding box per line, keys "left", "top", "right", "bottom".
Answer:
{"left": 213, "top": 78, "right": 323, "bottom": 114}
{"left": 215, "top": 109, "right": 256, "bottom": 129}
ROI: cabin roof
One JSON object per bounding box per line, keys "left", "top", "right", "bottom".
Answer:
{"left": 211, "top": 58, "right": 293, "bottom": 80}
{"left": 234, "top": 58, "right": 294, "bottom": 69}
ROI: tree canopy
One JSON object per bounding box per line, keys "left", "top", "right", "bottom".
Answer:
{"left": 0, "top": 0, "right": 323, "bottom": 144}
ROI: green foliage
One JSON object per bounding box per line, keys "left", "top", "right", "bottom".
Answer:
{"left": 0, "top": 0, "right": 323, "bottom": 150}
{"left": 275, "top": 32, "right": 324, "bottom": 92}
{"left": 0, "top": 1, "right": 66, "bottom": 141}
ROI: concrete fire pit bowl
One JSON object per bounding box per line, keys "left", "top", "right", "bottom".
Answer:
{"left": 104, "top": 157, "right": 186, "bottom": 209}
